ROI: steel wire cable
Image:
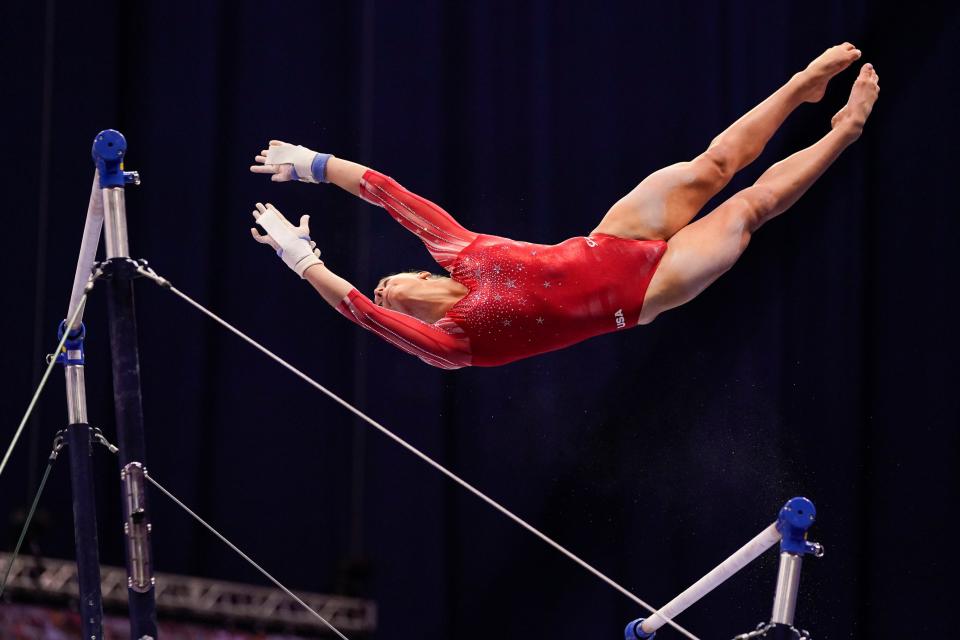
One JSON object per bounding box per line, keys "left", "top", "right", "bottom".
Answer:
{"left": 0, "top": 434, "right": 64, "bottom": 597}
{"left": 135, "top": 262, "right": 698, "bottom": 640}
{"left": 90, "top": 431, "right": 350, "bottom": 639}
{"left": 0, "top": 290, "right": 91, "bottom": 480}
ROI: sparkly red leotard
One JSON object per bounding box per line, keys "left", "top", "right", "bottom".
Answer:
{"left": 336, "top": 170, "right": 667, "bottom": 368}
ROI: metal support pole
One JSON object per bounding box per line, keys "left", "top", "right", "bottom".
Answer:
{"left": 769, "top": 498, "right": 822, "bottom": 624}
{"left": 60, "top": 322, "right": 105, "bottom": 640}
{"left": 728, "top": 498, "right": 823, "bottom": 640}
{"left": 770, "top": 553, "right": 803, "bottom": 625}
{"left": 93, "top": 129, "right": 157, "bottom": 639}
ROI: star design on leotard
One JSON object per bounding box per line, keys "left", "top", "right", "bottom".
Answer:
{"left": 503, "top": 319, "right": 512, "bottom": 327}
{"left": 505, "top": 279, "right": 516, "bottom": 288}
{"left": 536, "top": 317, "right": 544, "bottom": 324}
{"left": 493, "top": 293, "right": 503, "bottom": 301}
{"left": 493, "top": 264, "right": 501, "bottom": 274}
{"left": 474, "top": 268, "right": 482, "bottom": 278}
{"left": 543, "top": 281, "right": 551, "bottom": 288}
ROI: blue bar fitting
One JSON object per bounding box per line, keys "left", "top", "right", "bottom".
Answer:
{"left": 776, "top": 497, "right": 820, "bottom": 556}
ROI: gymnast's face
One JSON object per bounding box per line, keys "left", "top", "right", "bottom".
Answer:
{"left": 374, "top": 271, "right": 434, "bottom": 315}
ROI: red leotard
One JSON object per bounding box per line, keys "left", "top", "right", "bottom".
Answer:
{"left": 336, "top": 170, "right": 667, "bottom": 368}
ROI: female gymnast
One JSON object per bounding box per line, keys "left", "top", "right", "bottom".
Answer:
{"left": 250, "top": 43, "right": 878, "bottom": 369}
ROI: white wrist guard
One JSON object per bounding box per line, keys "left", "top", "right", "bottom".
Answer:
{"left": 256, "top": 208, "right": 323, "bottom": 277}
{"left": 264, "top": 143, "right": 320, "bottom": 184}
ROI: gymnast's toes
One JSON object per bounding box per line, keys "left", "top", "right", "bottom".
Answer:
{"left": 830, "top": 63, "right": 880, "bottom": 136}
{"left": 800, "top": 42, "right": 862, "bottom": 103}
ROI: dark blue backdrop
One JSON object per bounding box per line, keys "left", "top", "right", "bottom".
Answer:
{"left": 2, "top": 1, "right": 958, "bottom": 638}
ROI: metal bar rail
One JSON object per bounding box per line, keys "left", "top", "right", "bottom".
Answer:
{"left": 625, "top": 497, "right": 822, "bottom": 639}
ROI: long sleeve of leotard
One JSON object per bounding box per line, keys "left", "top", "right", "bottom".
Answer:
{"left": 337, "top": 289, "right": 472, "bottom": 369}
{"left": 358, "top": 170, "right": 478, "bottom": 269}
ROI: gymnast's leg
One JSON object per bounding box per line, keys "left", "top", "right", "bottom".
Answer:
{"left": 593, "top": 43, "right": 862, "bottom": 242}
{"left": 637, "top": 63, "right": 879, "bottom": 323}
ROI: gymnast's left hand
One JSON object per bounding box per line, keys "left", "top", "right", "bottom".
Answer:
{"left": 251, "top": 140, "right": 330, "bottom": 184}
{"left": 250, "top": 202, "right": 323, "bottom": 278}
{"left": 251, "top": 140, "right": 298, "bottom": 182}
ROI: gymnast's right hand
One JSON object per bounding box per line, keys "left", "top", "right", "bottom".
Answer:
{"left": 250, "top": 202, "right": 323, "bottom": 278}
{"left": 250, "top": 140, "right": 331, "bottom": 184}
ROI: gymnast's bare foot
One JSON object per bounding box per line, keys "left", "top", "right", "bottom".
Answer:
{"left": 831, "top": 63, "right": 880, "bottom": 138}
{"left": 796, "top": 42, "right": 862, "bottom": 103}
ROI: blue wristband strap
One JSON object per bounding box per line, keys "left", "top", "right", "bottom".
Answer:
{"left": 289, "top": 153, "right": 330, "bottom": 183}
{"left": 311, "top": 153, "right": 332, "bottom": 183}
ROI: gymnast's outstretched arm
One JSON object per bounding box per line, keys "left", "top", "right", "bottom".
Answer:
{"left": 251, "top": 139, "right": 367, "bottom": 195}
{"left": 251, "top": 140, "right": 477, "bottom": 268}
{"left": 250, "top": 201, "right": 471, "bottom": 369}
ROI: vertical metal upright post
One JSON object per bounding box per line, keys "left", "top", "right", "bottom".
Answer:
{"left": 768, "top": 497, "right": 823, "bottom": 639}
{"left": 59, "top": 320, "right": 104, "bottom": 640}
{"left": 92, "top": 129, "right": 157, "bottom": 639}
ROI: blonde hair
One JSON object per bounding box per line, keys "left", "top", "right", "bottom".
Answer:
{"left": 390, "top": 270, "right": 449, "bottom": 280}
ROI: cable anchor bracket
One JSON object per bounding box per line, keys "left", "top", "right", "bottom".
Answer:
{"left": 132, "top": 259, "right": 172, "bottom": 289}
{"left": 50, "top": 430, "right": 67, "bottom": 460}
{"left": 120, "top": 461, "right": 155, "bottom": 593}
{"left": 92, "top": 427, "right": 119, "bottom": 455}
